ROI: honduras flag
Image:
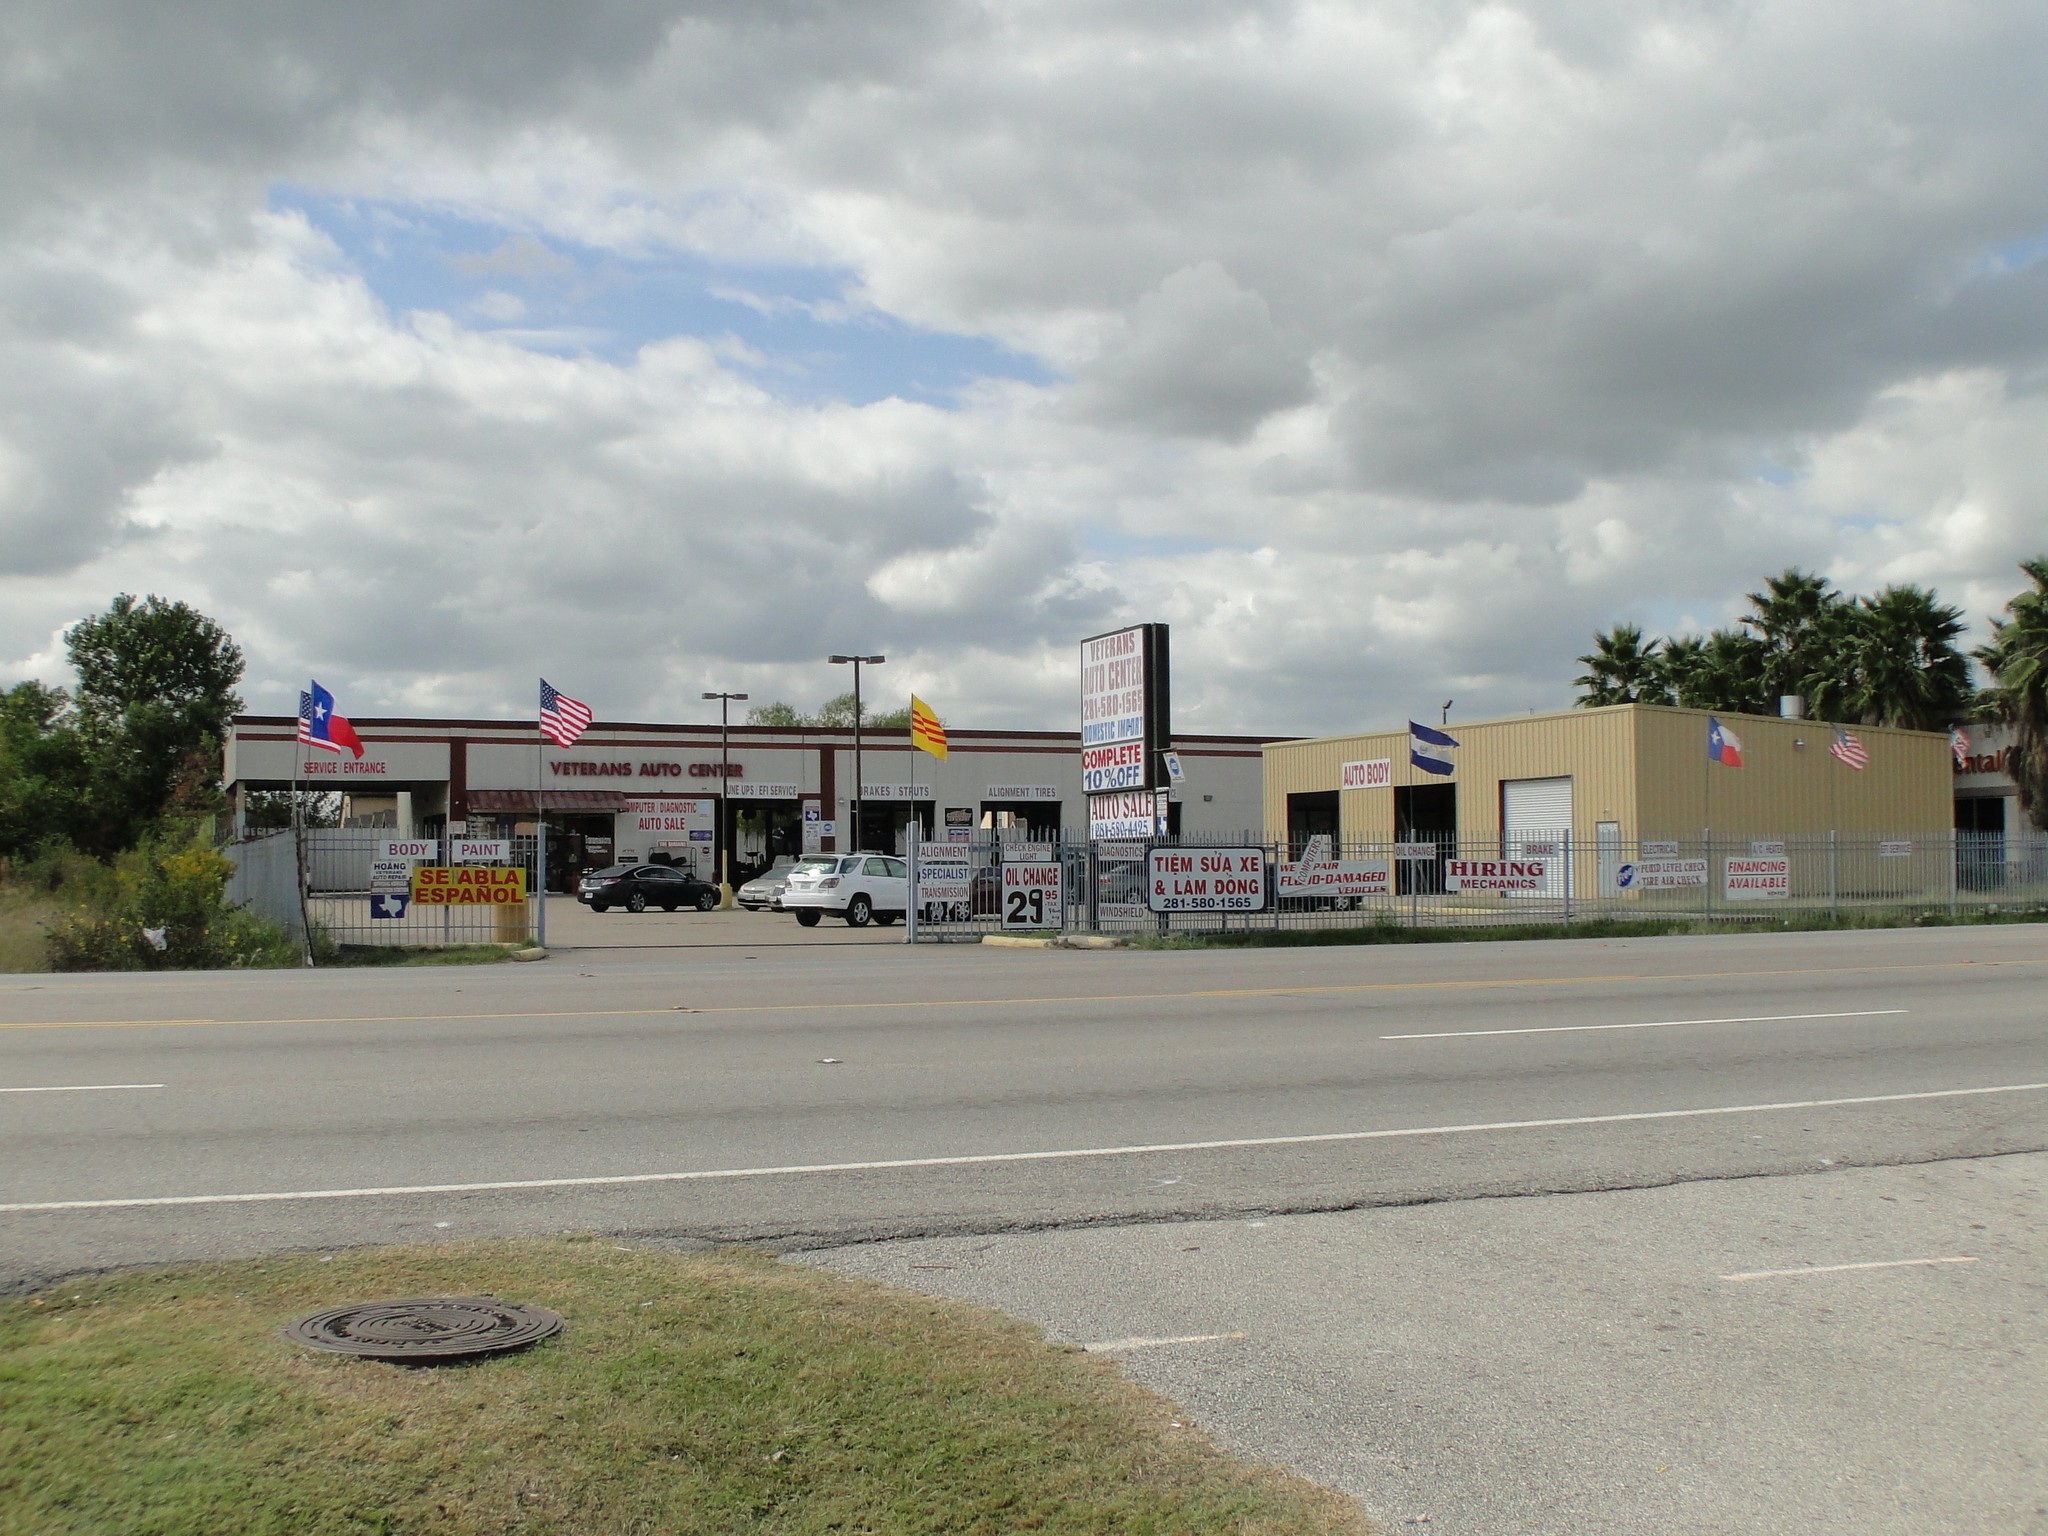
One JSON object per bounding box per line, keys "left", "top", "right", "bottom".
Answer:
{"left": 1409, "top": 720, "right": 1458, "bottom": 776}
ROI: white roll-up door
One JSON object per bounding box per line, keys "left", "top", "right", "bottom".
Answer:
{"left": 1501, "top": 776, "right": 1571, "bottom": 896}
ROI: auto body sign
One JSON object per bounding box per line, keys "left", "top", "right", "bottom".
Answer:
{"left": 1148, "top": 848, "right": 1269, "bottom": 912}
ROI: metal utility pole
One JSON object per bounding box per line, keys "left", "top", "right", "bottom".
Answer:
{"left": 702, "top": 690, "right": 748, "bottom": 907}
{"left": 828, "top": 654, "right": 884, "bottom": 851}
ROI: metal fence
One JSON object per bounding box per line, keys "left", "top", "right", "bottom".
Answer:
{"left": 224, "top": 827, "right": 538, "bottom": 950}
{"left": 905, "top": 831, "right": 2048, "bottom": 941}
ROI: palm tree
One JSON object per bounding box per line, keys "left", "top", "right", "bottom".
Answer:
{"left": 1814, "top": 585, "right": 1972, "bottom": 731}
{"left": 1654, "top": 629, "right": 1768, "bottom": 713}
{"left": 1975, "top": 557, "right": 2048, "bottom": 830}
{"left": 1574, "top": 624, "right": 1667, "bottom": 706}
{"left": 1743, "top": 568, "right": 1846, "bottom": 703}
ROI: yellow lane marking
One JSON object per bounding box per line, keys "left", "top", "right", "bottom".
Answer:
{"left": 0, "top": 958, "right": 2030, "bottom": 1034}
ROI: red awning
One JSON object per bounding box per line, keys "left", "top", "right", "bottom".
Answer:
{"left": 466, "top": 790, "right": 624, "bottom": 811}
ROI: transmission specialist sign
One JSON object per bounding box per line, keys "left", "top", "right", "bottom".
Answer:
{"left": 1445, "top": 859, "right": 1547, "bottom": 893}
{"left": 1724, "top": 856, "right": 1790, "bottom": 900}
{"left": 916, "top": 844, "right": 972, "bottom": 918}
{"left": 1147, "top": 848, "right": 1269, "bottom": 912}
{"left": 411, "top": 866, "right": 528, "bottom": 905}
{"left": 1276, "top": 860, "right": 1391, "bottom": 899}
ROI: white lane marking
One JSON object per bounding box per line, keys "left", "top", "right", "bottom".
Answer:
{"left": 1, "top": 1080, "right": 2041, "bottom": 1215}
{"left": 0, "top": 1083, "right": 164, "bottom": 1094}
{"left": 1722, "top": 1256, "right": 1979, "bottom": 1283}
{"left": 1382, "top": 1009, "right": 1907, "bottom": 1041}
{"left": 1083, "top": 1332, "right": 1246, "bottom": 1352}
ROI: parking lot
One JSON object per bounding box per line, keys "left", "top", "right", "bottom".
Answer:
{"left": 536, "top": 895, "right": 907, "bottom": 949}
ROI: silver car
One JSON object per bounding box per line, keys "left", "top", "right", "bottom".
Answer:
{"left": 736, "top": 855, "right": 799, "bottom": 911}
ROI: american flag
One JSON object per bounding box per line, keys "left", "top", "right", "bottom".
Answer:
{"left": 1828, "top": 727, "right": 1868, "bottom": 770}
{"left": 539, "top": 679, "right": 593, "bottom": 748}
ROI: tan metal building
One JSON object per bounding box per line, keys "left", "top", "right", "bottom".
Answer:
{"left": 1265, "top": 703, "right": 1950, "bottom": 886}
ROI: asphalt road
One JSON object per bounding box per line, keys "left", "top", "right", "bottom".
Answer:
{"left": 5, "top": 924, "right": 2045, "bottom": 1530}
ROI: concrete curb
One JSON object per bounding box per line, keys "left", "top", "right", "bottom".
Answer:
{"left": 978, "top": 934, "right": 1127, "bottom": 950}
{"left": 510, "top": 947, "right": 549, "bottom": 962}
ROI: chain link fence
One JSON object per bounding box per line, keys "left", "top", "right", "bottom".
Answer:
{"left": 905, "top": 830, "right": 2047, "bottom": 941}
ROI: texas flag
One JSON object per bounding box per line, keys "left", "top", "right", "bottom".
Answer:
{"left": 299, "top": 680, "right": 365, "bottom": 759}
{"left": 1706, "top": 716, "right": 1744, "bottom": 768}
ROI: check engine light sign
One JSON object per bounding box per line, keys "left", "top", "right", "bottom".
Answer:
{"left": 1147, "top": 848, "right": 1269, "bottom": 912}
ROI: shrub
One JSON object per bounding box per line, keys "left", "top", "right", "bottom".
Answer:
{"left": 44, "top": 829, "right": 295, "bottom": 970}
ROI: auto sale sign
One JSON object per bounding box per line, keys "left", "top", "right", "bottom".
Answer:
{"left": 1147, "top": 847, "right": 1269, "bottom": 912}
{"left": 1081, "top": 739, "right": 1147, "bottom": 793}
{"left": 410, "top": 866, "right": 528, "bottom": 905}
{"left": 1445, "top": 859, "right": 1547, "bottom": 893}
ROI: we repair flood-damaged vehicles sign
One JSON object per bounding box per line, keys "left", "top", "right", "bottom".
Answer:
{"left": 1148, "top": 848, "right": 1269, "bottom": 912}
{"left": 1275, "top": 860, "right": 1391, "bottom": 899}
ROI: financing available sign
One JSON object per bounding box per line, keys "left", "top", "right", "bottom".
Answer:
{"left": 1276, "top": 860, "right": 1391, "bottom": 899}
{"left": 1147, "top": 847, "right": 1269, "bottom": 912}
{"left": 410, "top": 866, "right": 528, "bottom": 906}
{"left": 1445, "top": 859, "right": 1547, "bottom": 893}
{"left": 1724, "top": 856, "right": 1790, "bottom": 900}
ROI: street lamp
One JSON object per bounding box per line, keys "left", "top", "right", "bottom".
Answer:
{"left": 828, "top": 654, "right": 884, "bottom": 851}
{"left": 702, "top": 690, "right": 748, "bottom": 908}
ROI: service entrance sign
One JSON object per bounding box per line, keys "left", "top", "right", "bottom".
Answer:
{"left": 1001, "top": 861, "right": 1063, "bottom": 928}
{"left": 1147, "top": 848, "right": 1269, "bottom": 912}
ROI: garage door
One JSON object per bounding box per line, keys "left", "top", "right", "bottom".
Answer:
{"left": 1501, "top": 776, "right": 1571, "bottom": 897}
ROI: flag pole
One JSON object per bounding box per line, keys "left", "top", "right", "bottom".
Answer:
{"left": 293, "top": 692, "right": 313, "bottom": 968}
{"left": 535, "top": 698, "right": 547, "bottom": 952}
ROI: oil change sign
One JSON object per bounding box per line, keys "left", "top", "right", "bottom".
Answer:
{"left": 1000, "top": 861, "right": 1063, "bottom": 928}
{"left": 411, "top": 866, "right": 528, "bottom": 905}
{"left": 1147, "top": 848, "right": 1269, "bottom": 912}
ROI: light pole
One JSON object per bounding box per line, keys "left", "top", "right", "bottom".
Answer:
{"left": 702, "top": 690, "right": 748, "bottom": 908}
{"left": 828, "top": 654, "right": 884, "bottom": 851}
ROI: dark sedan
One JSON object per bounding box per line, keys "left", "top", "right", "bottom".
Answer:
{"left": 576, "top": 863, "right": 719, "bottom": 913}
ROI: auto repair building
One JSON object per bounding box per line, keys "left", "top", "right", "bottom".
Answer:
{"left": 223, "top": 714, "right": 1270, "bottom": 887}
{"left": 1264, "top": 702, "right": 1952, "bottom": 894}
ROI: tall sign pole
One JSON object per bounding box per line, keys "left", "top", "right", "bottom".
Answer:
{"left": 828, "top": 654, "right": 884, "bottom": 851}
{"left": 702, "top": 690, "right": 748, "bottom": 906}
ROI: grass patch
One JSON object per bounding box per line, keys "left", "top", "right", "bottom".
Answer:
{"left": 0, "top": 888, "right": 62, "bottom": 972}
{"left": 0, "top": 1239, "right": 1367, "bottom": 1536}
{"left": 326, "top": 943, "right": 524, "bottom": 967}
{"left": 1131, "top": 905, "right": 2048, "bottom": 949}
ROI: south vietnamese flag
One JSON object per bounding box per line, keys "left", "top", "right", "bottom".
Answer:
{"left": 298, "top": 679, "right": 365, "bottom": 759}
{"left": 910, "top": 695, "right": 948, "bottom": 760}
{"left": 1706, "top": 716, "right": 1744, "bottom": 768}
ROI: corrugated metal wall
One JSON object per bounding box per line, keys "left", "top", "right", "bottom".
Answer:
{"left": 1633, "top": 707, "right": 1949, "bottom": 839}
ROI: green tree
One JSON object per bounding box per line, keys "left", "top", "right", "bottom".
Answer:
{"left": 744, "top": 701, "right": 805, "bottom": 727}
{"left": 1740, "top": 568, "right": 1847, "bottom": 702}
{"left": 1813, "top": 585, "right": 1972, "bottom": 731}
{"left": 1573, "top": 624, "right": 1668, "bottom": 706}
{"left": 0, "top": 682, "right": 94, "bottom": 856}
{"left": 746, "top": 694, "right": 914, "bottom": 730}
{"left": 1974, "top": 557, "right": 2048, "bottom": 830}
{"left": 63, "top": 594, "right": 244, "bottom": 847}
{"left": 1655, "top": 628, "right": 1769, "bottom": 713}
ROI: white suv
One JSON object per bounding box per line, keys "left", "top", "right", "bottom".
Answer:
{"left": 781, "top": 853, "right": 909, "bottom": 927}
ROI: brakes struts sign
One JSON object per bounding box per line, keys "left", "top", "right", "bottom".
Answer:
{"left": 1724, "top": 857, "right": 1790, "bottom": 900}
{"left": 1147, "top": 848, "right": 1269, "bottom": 912}
{"left": 1445, "top": 859, "right": 1547, "bottom": 893}
{"left": 1276, "top": 860, "right": 1391, "bottom": 898}
{"left": 410, "top": 867, "right": 528, "bottom": 905}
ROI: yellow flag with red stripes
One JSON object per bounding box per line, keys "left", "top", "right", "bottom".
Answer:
{"left": 910, "top": 695, "right": 947, "bottom": 760}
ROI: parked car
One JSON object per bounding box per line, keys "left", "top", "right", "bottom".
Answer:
{"left": 780, "top": 852, "right": 909, "bottom": 927}
{"left": 736, "top": 855, "right": 799, "bottom": 911}
{"left": 577, "top": 863, "right": 719, "bottom": 913}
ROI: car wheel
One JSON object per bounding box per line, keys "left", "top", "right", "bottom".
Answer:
{"left": 695, "top": 890, "right": 716, "bottom": 911}
{"left": 875, "top": 911, "right": 898, "bottom": 926}
{"left": 627, "top": 892, "right": 647, "bottom": 913}
{"left": 590, "top": 901, "right": 608, "bottom": 913}
{"left": 660, "top": 903, "right": 678, "bottom": 913}
{"left": 845, "top": 894, "right": 873, "bottom": 927}
{"left": 794, "top": 910, "right": 821, "bottom": 927}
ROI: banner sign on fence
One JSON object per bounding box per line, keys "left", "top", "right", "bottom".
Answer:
{"left": 1090, "top": 790, "right": 1158, "bottom": 840}
{"left": 1340, "top": 758, "right": 1391, "bottom": 790}
{"left": 411, "top": 866, "right": 528, "bottom": 905}
{"left": 370, "top": 892, "right": 411, "bottom": 919}
{"left": 1445, "top": 859, "right": 1547, "bottom": 892}
{"left": 1750, "top": 840, "right": 1787, "bottom": 858}
{"left": 1393, "top": 841, "right": 1437, "bottom": 861}
{"left": 1641, "top": 840, "right": 1680, "bottom": 858}
{"left": 1147, "top": 848, "right": 1269, "bottom": 912}
{"left": 1004, "top": 844, "right": 1055, "bottom": 863}
{"left": 1277, "top": 860, "right": 1391, "bottom": 898}
{"left": 1082, "top": 740, "right": 1148, "bottom": 793}
{"left": 378, "top": 838, "right": 437, "bottom": 861}
{"left": 451, "top": 839, "right": 508, "bottom": 864}
{"left": 1879, "top": 840, "right": 1912, "bottom": 858}
{"left": 369, "top": 859, "right": 413, "bottom": 892}
{"left": 1615, "top": 858, "right": 1707, "bottom": 890}
{"left": 1724, "top": 857, "right": 1789, "bottom": 899}
{"left": 1001, "top": 861, "right": 1063, "bottom": 928}
{"left": 916, "top": 844, "right": 972, "bottom": 917}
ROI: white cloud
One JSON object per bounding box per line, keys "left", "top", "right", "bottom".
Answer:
{"left": 3, "top": 1, "right": 2047, "bottom": 735}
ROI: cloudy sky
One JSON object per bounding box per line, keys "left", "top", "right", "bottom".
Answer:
{"left": 4, "top": 1, "right": 2045, "bottom": 735}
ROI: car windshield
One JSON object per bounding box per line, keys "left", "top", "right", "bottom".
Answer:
{"left": 587, "top": 865, "right": 635, "bottom": 878}
{"left": 792, "top": 856, "right": 837, "bottom": 874}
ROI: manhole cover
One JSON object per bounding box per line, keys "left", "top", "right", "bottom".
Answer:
{"left": 285, "top": 1298, "right": 562, "bottom": 1361}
